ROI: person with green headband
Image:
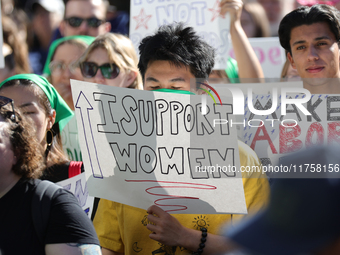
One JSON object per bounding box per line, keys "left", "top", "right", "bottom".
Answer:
{"left": 0, "top": 74, "right": 78, "bottom": 182}
{"left": 43, "top": 35, "right": 95, "bottom": 110}
{"left": 209, "top": 0, "right": 264, "bottom": 83}
{"left": 43, "top": 35, "right": 94, "bottom": 162}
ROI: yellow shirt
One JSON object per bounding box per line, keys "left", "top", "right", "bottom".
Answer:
{"left": 94, "top": 140, "right": 270, "bottom": 254}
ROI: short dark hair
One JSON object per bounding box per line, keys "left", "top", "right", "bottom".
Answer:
{"left": 279, "top": 4, "right": 340, "bottom": 55}
{"left": 138, "top": 22, "right": 215, "bottom": 81}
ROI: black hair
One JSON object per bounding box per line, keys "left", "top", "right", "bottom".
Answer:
{"left": 138, "top": 22, "right": 215, "bottom": 81}
{"left": 279, "top": 4, "right": 340, "bottom": 55}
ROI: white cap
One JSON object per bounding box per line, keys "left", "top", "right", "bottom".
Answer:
{"left": 26, "top": 0, "right": 65, "bottom": 15}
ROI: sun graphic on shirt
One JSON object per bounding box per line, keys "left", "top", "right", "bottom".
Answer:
{"left": 192, "top": 215, "right": 210, "bottom": 230}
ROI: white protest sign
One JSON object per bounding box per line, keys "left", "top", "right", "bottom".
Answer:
{"left": 227, "top": 37, "right": 285, "bottom": 78}
{"left": 61, "top": 115, "right": 82, "bottom": 161}
{"left": 57, "top": 172, "right": 94, "bottom": 218}
{"left": 71, "top": 79, "right": 246, "bottom": 214}
{"left": 129, "top": 0, "right": 230, "bottom": 69}
{"left": 240, "top": 93, "right": 340, "bottom": 168}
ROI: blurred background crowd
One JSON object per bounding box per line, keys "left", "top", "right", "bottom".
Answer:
{"left": 2, "top": 0, "right": 338, "bottom": 77}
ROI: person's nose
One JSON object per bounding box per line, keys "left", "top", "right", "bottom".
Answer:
{"left": 307, "top": 45, "right": 319, "bottom": 62}
{"left": 62, "top": 66, "right": 72, "bottom": 79}
{"left": 93, "top": 69, "right": 106, "bottom": 84}
{"left": 78, "top": 20, "right": 89, "bottom": 35}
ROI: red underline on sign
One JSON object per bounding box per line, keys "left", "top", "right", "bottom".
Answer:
{"left": 125, "top": 180, "right": 216, "bottom": 213}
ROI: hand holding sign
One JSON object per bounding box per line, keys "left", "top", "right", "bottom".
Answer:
{"left": 220, "top": 0, "right": 243, "bottom": 23}
{"left": 146, "top": 205, "right": 231, "bottom": 253}
{"left": 147, "top": 205, "right": 186, "bottom": 247}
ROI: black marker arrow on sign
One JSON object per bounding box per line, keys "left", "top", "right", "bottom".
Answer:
{"left": 75, "top": 91, "right": 103, "bottom": 178}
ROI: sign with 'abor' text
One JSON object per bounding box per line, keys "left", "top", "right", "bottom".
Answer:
{"left": 239, "top": 93, "right": 340, "bottom": 168}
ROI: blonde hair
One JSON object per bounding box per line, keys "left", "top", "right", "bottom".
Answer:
{"left": 280, "top": 58, "right": 291, "bottom": 81}
{"left": 78, "top": 33, "right": 143, "bottom": 90}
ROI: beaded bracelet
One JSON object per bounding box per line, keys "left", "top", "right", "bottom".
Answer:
{"left": 192, "top": 227, "right": 207, "bottom": 255}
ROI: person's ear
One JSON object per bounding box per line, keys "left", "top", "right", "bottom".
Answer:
{"left": 47, "top": 110, "right": 56, "bottom": 130}
{"left": 124, "top": 70, "right": 138, "bottom": 88}
{"left": 104, "top": 22, "right": 111, "bottom": 33}
{"left": 287, "top": 52, "right": 296, "bottom": 69}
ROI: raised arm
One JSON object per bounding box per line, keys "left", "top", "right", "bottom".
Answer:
{"left": 220, "top": 0, "right": 264, "bottom": 80}
{"left": 146, "top": 205, "right": 238, "bottom": 254}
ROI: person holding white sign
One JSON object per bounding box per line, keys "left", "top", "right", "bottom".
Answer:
{"left": 210, "top": 0, "right": 264, "bottom": 82}
{"left": 279, "top": 4, "right": 340, "bottom": 94}
{"left": 94, "top": 22, "right": 270, "bottom": 255}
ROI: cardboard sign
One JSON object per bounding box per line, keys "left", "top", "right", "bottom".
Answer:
{"left": 71, "top": 79, "right": 246, "bottom": 214}
{"left": 227, "top": 37, "right": 286, "bottom": 78}
{"left": 129, "top": 0, "right": 230, "bottom": 69}
{"left": 241, "top": 93, "right": 340, "bottom": 168}
{"left": 61, "top": 115, "right": 82, "bottom": 161}
{"left": 57, "top": 172, "right": 94, "bottom": 218}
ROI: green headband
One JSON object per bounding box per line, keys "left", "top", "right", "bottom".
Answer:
{"left": 153, "top": 88, "right": 196, "bottom": 95}
{"left": 0, "top": 74, "right": 74, "bottom": 132}
{"left": 43, "top": 35, "right": 95, "bottom": 76}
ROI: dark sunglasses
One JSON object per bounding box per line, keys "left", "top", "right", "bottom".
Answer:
{"left": 80, "top": 62, "right": 120, "bottom": 79}
{"left": 0, "top": 96, "right": 16, "bottom": 122}
{"left": 64, "top": 17, "right": 105, "bottom": 28}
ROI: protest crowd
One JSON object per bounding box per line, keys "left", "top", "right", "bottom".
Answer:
{"left": 1, "top": 0, "right": 340, "bottom": 254}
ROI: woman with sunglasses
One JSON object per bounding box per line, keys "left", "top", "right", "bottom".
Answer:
{"left": 0, "top": 74, "right": 80, "bottom": 182}
{"left": 76, "top": 32, "right": 143, "bottom": 219}
{"left": 77, "top": 33, "right": 143, "bottom": 89}
{"left": 0, "top": 103, "right": 101, "bottom": 254}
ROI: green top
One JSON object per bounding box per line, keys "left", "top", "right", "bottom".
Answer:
{"left": 225, "top": 57, "right": 239, "bottom": 83}
{"left": 0, "top": 74, "right": 74, "bottom": 132}
{"left": 43, "top": 35, "right": 95, "bottom": 76}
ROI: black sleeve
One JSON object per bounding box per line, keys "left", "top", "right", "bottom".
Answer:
{"left": 41, "top": 163, "right": 70, "bottom": 183}
{"left": 45, "top": 188, "right": 100, "bottom": 245}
